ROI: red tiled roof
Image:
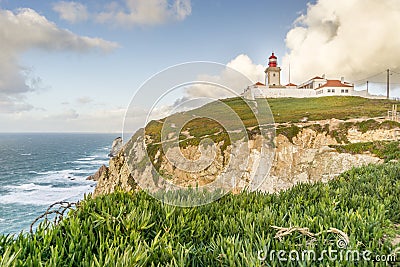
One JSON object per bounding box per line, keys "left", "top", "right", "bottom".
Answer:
{"left": 285, "top": 83, "right": 297, "bottom": 87}
{"left": 311, "top": 76, "right": 324, "bottom": 80}
{"left": 254, "top": 82, "right": 265, "bottom": 86}
{"left": 316, "top": 80, "right": 353, "bottom": 89}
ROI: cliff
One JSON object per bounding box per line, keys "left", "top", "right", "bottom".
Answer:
{"left": 93, "top": 118, "right": 400, "bottom": 197}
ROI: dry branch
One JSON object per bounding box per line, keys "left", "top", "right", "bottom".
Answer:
{"left": 271, "top": 225, "right": 349, "bottom": 244}
{"left": 30, "top": 201, "right": 77, "bottom": 234}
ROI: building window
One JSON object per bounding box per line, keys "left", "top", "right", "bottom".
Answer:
{"left": 273, "top": 73, "right": 276, "bottom": 77}
{"left": 341, "top": 89, "right": 344, "bottom": 93}
{"left": 327, "top": 89, "right": 331, "bottom": 93}
{"left": 332, "top": 89, "right": 335, "bottom": 93}
{"left": 345, "top": 89, "right": 349, "bottom": 93}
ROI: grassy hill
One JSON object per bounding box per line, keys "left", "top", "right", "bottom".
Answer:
{"left": 143, "top": 96, "right": 400, "bottom": 166}
{"left": 267, "top": 96, "right": 398, "bottom": 123}
{"left": 1, "top": 163, "right": 399, "bottom": 266}
{"left": 146, "top": 96, "right": 399, "bottom": 142}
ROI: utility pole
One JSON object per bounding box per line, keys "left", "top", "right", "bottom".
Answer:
{"left": 387, "top": 69, "right": 390, "bottom": 99}
{"left": 366, "top": 81, "right": 369, "bottom": 94}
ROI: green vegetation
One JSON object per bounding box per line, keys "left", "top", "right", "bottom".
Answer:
{"left": 355, "top": 119, "right": 381, "bottom": 133}
{"left": 276, "top": 124, "right": 300, "bottom": 143}
{"left": 266, "top": 96, "right": 398, "bottom": 123}
{"left": 273, "top": 119, "right": 400, "bottom": 144}
{"left": 1, "top": 163, "right": 399, "bottom": 266}
{"left": 330, "top": 141, "right": 400, "bottom": 162}
{"left": 144, "top": 97, "right": 399, "bottom": 147}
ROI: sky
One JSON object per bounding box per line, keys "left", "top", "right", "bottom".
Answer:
{"left": 1, "top": 0, "right": 400, "bottom": 133}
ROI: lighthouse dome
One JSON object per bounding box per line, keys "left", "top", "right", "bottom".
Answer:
{"left": 269, "top": 53, "right": 277, "bottom": 59}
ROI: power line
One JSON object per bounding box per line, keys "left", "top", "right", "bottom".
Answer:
{"left": 358, "top": 81, "right": 400, "bottom": 85}
{"left": 390, "top": 70, "right": 400, "bottom": 76}
{"left": 351, "top": 70, "right": 387, "bottom": 84}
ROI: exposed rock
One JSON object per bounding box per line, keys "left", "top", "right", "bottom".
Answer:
{"left": 92, "top": 119, "right": 400, "bottom": 197}
{"left": 93, "top": 149, "right": 138, "bottom": 196}
{"left": 108, "top": 137, "right": 123, "bottom": 157}
{"left": 87, "top": 164, "right": 107, "bottom": 181}
{"left": 387, "top": 224, "right": 400, "bottom": 247}
{"left": 347, "top": 128, "right": 398, "bottom": 143}
{"left": 392, "top": 235, "right": 400, "bottom": 247}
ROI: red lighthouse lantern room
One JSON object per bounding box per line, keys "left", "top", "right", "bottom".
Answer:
{"left": 268, "top": 53, "right": 277, "bottom": 67}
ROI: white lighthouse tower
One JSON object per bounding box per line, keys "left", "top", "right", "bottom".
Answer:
{"left": 265, "top": 52, "right": 282, "bottom": 87}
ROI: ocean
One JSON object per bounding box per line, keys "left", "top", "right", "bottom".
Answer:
{"left": 0, "top": 133, "right": 117, "bottom": 235}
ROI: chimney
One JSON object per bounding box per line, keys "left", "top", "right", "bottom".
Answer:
{"left": 322, "top": 74, "right": 326, "bottom": 79}
{"left": 341, "top": 77, "right": 345, "bottom": 83}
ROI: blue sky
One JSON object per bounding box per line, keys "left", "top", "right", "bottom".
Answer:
{"left": 1, "top": 0, "right": 399, "bottom": 132}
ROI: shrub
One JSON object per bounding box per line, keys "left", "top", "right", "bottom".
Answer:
{"left": 1, "top": 163, "right": 399, "bottom": 266}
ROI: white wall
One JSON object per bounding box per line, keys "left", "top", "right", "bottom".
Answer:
{"left": 244, "top": 86, "right": 316, "bottom": 98}
{"left": 262, "top": 88, "right": 316, "bottom": 98}
{"left": 352, "top": 90, "right": 387, "bottom": 99}
{"left": 242, "top": 85, "right": 385, "bottom": 100}
{"left": 319, "top": 87, "right": 352, "bottom": 96}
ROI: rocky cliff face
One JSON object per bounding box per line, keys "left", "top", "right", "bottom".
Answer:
{"left": 108, "top": 137, "right": 123, "bottom": 157}
{"left": 93, "top": 119, "right": 399, "bottom": 197}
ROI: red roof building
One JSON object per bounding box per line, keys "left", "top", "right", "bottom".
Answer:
{"left": 315, "top": 80, "right": 353, "bottom": 89}
{"left": 285, "top": 83, "right": 297, "bottom": 87}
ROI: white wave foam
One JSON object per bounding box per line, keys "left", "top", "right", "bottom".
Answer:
{"left": 5, "top": 183, "right": 51, "bottom": 191}
{"left": 20, "top": 153, "right": 31, "bottom": 156}
{"left": 22, "top": 170, "right": 97, "bottom": 188}
{"left": 0, "top": 218, "right": 5, "bottom": 222}
{"left": 0, "top": 147, "right": 107, "bottom": 206}
{"left": 72, "top": 159, "right": 108, "bottom": 166}
{"left": 36, "top": 169, "right": 94, "bottom": 177}
{"left": 76, "top": 157, "right": 96, "bottom": 161}
{"left": 0, "top": 183, "right": 94, "bottom": 206}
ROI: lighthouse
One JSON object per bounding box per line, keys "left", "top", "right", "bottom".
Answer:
{"left": 265, "top": 52, "right": 282, "bottom": 87}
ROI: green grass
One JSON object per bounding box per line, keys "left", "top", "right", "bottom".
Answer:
{"left": 1, "top": 163, "right": 399, "bottom": 266}
{"left": 330, "top": 141, "right": 400, "bottom": 162}
{"left": 276, "top": 124, "right": 301, "bottom": 143}
{"left": 144, "top": 96, "right": 399, "bottom": 145}
{"left": 266, "top": 96, "right": 398, "bottom": 123}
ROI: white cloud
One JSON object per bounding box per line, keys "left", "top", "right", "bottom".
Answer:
{"left": 0, "top": 8, "right": 118, "bottom": 113}
{"left": 0, "top": 95, "right": 33, "bottom": 113}
{"left": 47, "top": 109, "right": 80, "bottom": 120}
{"left": 0, "top": 107, "right": 126, "bottom": 132}
{"left": 186, "top": 54, "right": 264, "bottom": 99}
{"left": 95, "top": 0, "right": 191, "bottom": 26}
{"left": 283, "top": 0, "right": 400, "bottom": 83}
{"left": 76, "top": 96, "right": 93, "bottom": 104}
{"left": 226, "top": 54, "right": 265, "bottom": 84}
{"left": 52, "top": 1, "right": 89, "bottom": 23}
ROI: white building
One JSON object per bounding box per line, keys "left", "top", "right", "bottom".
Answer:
{"left": 299, "top": 76, "right": 354, "bottom": 96}
{"left": 243, "top": 53, "right": 382, "bottom": 100}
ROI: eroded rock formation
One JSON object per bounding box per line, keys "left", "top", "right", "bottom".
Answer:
{"left": 92, "top": 119, "right": 399, "bottom": 197}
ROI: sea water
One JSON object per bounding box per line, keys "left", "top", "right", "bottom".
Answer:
{"left": 0, "top": 133, "right": 117, "bottom": 235}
